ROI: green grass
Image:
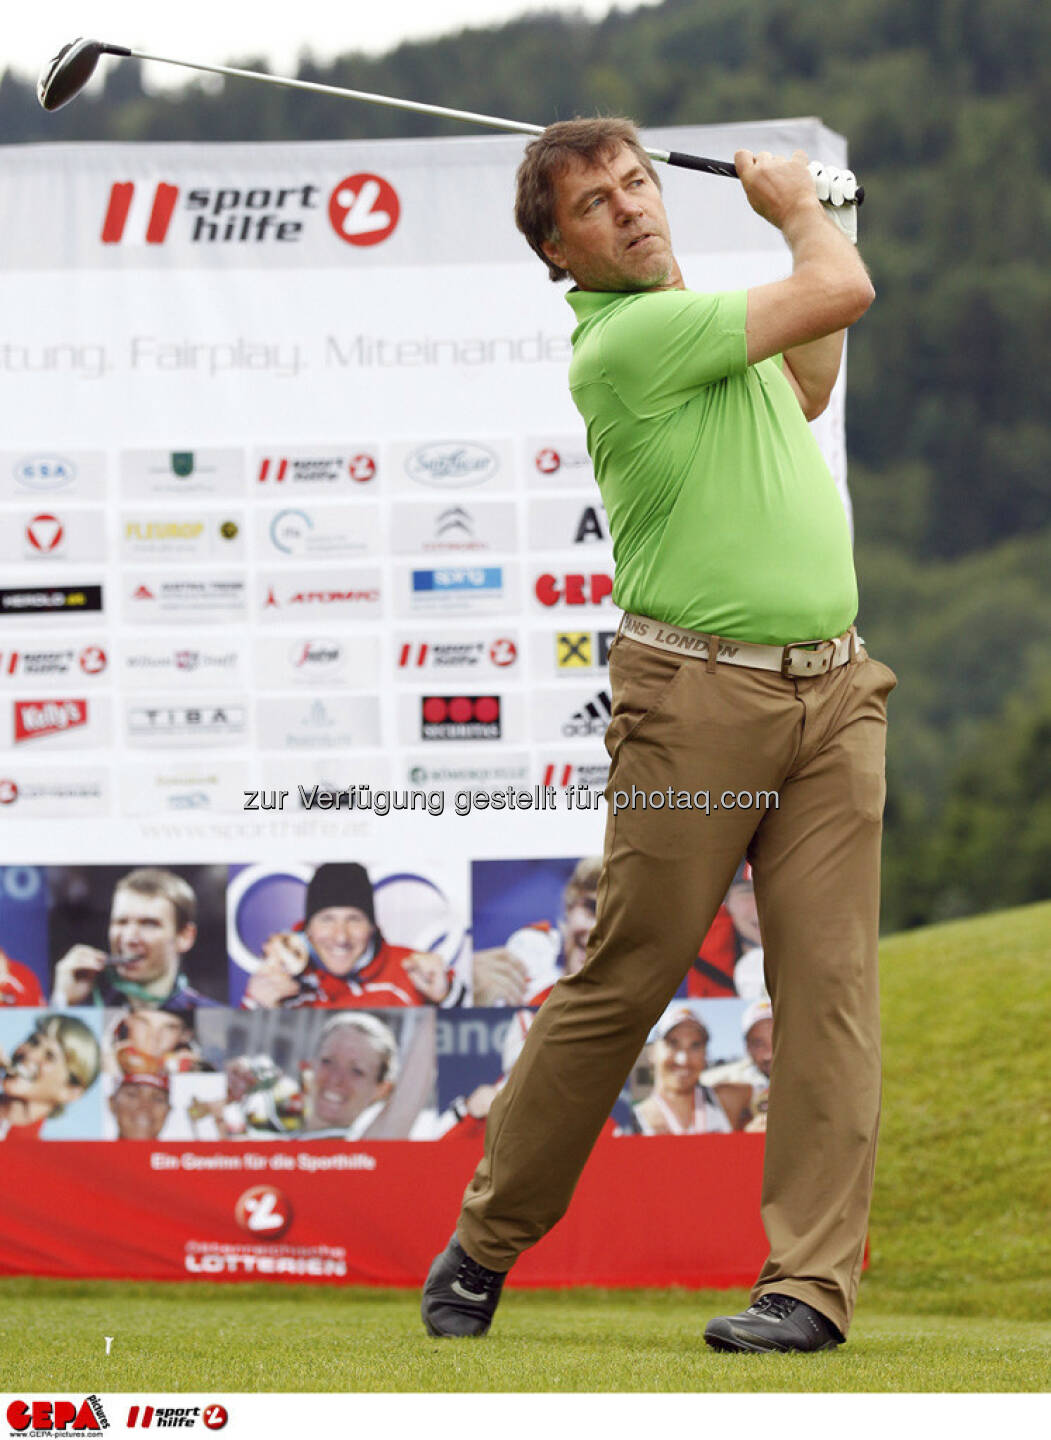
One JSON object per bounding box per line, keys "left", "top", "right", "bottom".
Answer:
{"left": 2, "top": 901, "right": 1049, "bottom": 1393}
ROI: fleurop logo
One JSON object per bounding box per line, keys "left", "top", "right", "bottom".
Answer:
{"left": 328, "top": 173, "right": 401, "bottom": 246}
{"left": 421, "top": 695, "right": 501, "bottom": 741}
{"left": 235, "top": 1185, "right": 293, "bottom": 1238}
{"left": 6, "top": 1396, "right": 108, "bottom": 1432}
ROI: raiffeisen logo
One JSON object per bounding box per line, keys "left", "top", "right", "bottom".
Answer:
{"left": 101, "top": 174, "right": 401, "bottom": 248}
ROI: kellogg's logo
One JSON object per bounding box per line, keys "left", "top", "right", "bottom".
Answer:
{"left": 405, "top": 443, "right": 498, "bottom": 489}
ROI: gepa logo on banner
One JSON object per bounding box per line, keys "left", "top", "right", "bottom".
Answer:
{"left": 6, "top": 1396, "right": 108, "bottom": 1433}
{"left": 100, "top": 173, "right": 400, "bottom": 248}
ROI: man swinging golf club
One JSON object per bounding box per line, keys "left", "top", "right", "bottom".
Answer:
{"left": 421, "top": 118, "right": 894, "bottom": 1355}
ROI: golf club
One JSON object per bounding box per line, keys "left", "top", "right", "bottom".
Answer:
{"left": 37, "top": 38, "right": 864, "bottom": 203}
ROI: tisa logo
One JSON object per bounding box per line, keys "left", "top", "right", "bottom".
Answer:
{"left": 14, "top": 699, "right": 87, "bottom": 742}
{"left": 405, "top": 443, "right": 498, "bottom": 489}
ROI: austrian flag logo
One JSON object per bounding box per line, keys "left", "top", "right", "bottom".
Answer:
{"left": 102, "top": 181, "right": 179, "bottom": 244}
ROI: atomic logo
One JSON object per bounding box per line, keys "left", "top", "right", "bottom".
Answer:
{"left": 234, "top": 1185, "right": 293, "bottom": 1238}
{"left": 26, "top": 514, "right": 64, "bottom": 553}
{"left": 328, "top": 173, "right": 400, "bottom": 247}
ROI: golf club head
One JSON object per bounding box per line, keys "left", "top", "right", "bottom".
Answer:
{"left": 37, "top": 38, "right": 130, "bottom": 111}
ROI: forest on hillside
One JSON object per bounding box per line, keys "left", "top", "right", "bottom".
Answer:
{"left": 3, "top": 0, "right": 1048, "bottom": 928}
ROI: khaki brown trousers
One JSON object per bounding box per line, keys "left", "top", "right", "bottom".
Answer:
{"left": 458, "top": 632, "right": 896, "bottom": 1336}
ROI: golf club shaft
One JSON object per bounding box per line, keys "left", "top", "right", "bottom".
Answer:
{"left": 123, "top": 48, "right": 739, "bottom": 179}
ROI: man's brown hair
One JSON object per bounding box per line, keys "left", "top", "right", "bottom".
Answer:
{"left": 114, "top": 867, "right": 197, "bottom": 932}
{"left": 514, "top": 117, "right": 661, "bottom": 282}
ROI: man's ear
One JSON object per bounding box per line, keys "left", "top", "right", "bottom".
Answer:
{"left": 542, "top": 236, "right": 567, "bottom": 272}
{"left": 175, "top": 922, "right": 197, "bottom": 956}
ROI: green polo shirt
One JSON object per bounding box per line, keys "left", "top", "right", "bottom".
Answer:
{"left": 566, "top": 287, "right": 858, "bottom": 645}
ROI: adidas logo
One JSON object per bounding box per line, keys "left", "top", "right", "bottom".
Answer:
{"left": 562, "top": 689, "right": 612, "bottom": 737}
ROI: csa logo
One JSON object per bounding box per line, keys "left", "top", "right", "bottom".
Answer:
{"left": 329, "top": 173, "right": 400, "bottom": 247}
{"left": 235, "top": 1184, "right": 293, "bottom": 1238}
{"left": 13, "top": 456, "right": 76, "bottom": 492}
{"left": 6, "top": 1395, "right": 108, "bottom": 1432}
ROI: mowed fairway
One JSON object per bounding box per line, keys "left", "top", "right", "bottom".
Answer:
{"left": 2, "top": 902, "right": 1049, "bottom": 1393}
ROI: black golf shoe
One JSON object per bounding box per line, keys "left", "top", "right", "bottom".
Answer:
{"left": 421, "top": 1235, "right": 508, "bottom": 1337}
{"left": 704, "top": 1292, "right": 845, "bottom": 1353}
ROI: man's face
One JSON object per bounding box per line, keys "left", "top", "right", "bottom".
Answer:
{"left": 746, "top": 1018, "right": 774, "bottom": 1078}
{"left": 306, "top": 906, "right": 375, "bottom": 977}
{"left": 123, "top": 1009, "right": 190, "bottom": 1059}
{"left": 654, "top": 1021, "right": 708, "bottom": 1095}
{"left": 110, "top": 1081, "right": 170, "bottom": 1139}
{"left": 542, "top": 144, "right": 677, "bottom": 293}
{"left": 3, "top": 1028, "right": 82, "bottom": 1113}
{"left": 308, "top": 1027, "right": 392, "bottom": 1130}
{"left": 109, "top": 888, "right": 195, "bottom": 988}
{"left": 725, "top": 883, "right": 761, "bottom": 946}
{"left": 561, "top": 891, "right": 597, "bottom": 976}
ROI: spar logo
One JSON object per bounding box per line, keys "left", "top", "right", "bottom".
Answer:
{"left": 235, "top": 1185, "right": 293, "bottom": 1238}
{"left": 328, "top": 173, "right": 401, "bottom": 247}
{"left": 6, "top": 1396, "right": 108, "bottom": 1432}
{"left": 421, "top": 695, "right": 501, "bottom": 741}
{"left": 535, "top": 573, "right": 615, "bottom": 608}
{"left": 14, "top": 699, "right": 87, "bottom": 743}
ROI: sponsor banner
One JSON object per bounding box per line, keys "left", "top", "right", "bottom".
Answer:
{"left": 526, "top": 436, "right": 595, "bottom": 490}
{"left": 121, "top": 641, "right": 245, "bottom": 691}
{"left": 389, "top": 499, "right": 518, "bottom": 554}
{"left": 254, "top": 635, "right": 381, "bottom": 690}
{"left": 253, "top": 447, "right": 379, "bottom": 490}
{"left": 260, "top": 753, "right": 394, "bottom": 806}
{"left": 536, "top": 752, "right": 611, "bottom": 791}
{"left": 0, "top": 642, "right": 109, "bottom": 686}
{"left": 399, "top": 693, "right": 525, "bottom": 746}
{"left": 393, "top": 631, "right": 519, "bottom": 681}
{"left": 0, "top": 450, "right": 107, "bottom": 501}
{"left": 0, "top": 584, "right": 103, "bottom": 620}
{"left": 119, "top": 762, "right": 251, "bottom": 816}
{"left": 124, "top": 575, "right": 248, "bottom": 625}
{"left": 119, "top": 512, "right": 246, "bottom": 562}
{"left": 120, "top": 449, "right": 246, "bottom": 499}
{"left": 532, "top": 687, "right": 614, "bottom": 742}
{"left": 395, "top": 564, "right": 516, "bottom": 618}
{"left": 257, "top": 570, "right": 383, "bottom": 621}
{"left": 255, "top": 695, "right": 383, "bottom": 749}
{"left": 124, "top": 699, "right": 249, "bottom": 748}
{"left": 0, "top": 767, "right": 109, "bottom": 818}
{"left": 0, "top": 509, "right": 107, "bottom": 564}
{"left": 404, "top": 752, "right": 531, "bottom": 790}
{"left": 6, "top": 696, "right": 110, "bottom": 750}
{"left": 528, "top": 496, "right": 610, "bottom": 549}
{"left": 254, "top": 504, "right": 380, "bottom": 561}
{"left": 388, "top": 438, "right": 514, "bottom": 495}
{"left": 531, "top": 627, "right": 617, "bottom": 682}
{"left": 530, "top": 570, "right": 617, "bottom": 612}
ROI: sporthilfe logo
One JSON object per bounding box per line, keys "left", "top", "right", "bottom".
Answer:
{"left": 328, "top": 173, "right": 401, "bottom": 246}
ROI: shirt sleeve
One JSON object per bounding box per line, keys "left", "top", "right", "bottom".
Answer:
{"left": 599, "top": 288, "right": 749, "bottom": 418}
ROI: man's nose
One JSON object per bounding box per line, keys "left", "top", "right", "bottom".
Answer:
{"left": 613, "top": 188, "right": 643, "bottom": 221}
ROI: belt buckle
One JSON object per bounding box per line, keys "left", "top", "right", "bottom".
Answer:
{"left": 781, "top": 638, "right": 835, "bottom": 678}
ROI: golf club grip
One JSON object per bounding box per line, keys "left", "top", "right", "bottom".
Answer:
{"left": 665, "top": 149, "right": 865, "bottom": 205}
{"left": 665, "top": 151, "right": 739, "bottom": 179}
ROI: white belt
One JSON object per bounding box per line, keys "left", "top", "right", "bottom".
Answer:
{"left": 619, "top": 613, "right": 860, "bottom": 678}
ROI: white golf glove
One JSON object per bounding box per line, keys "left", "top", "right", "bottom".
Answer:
{"left": 808, "top": 161, "right": 859, "bottom": 244}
